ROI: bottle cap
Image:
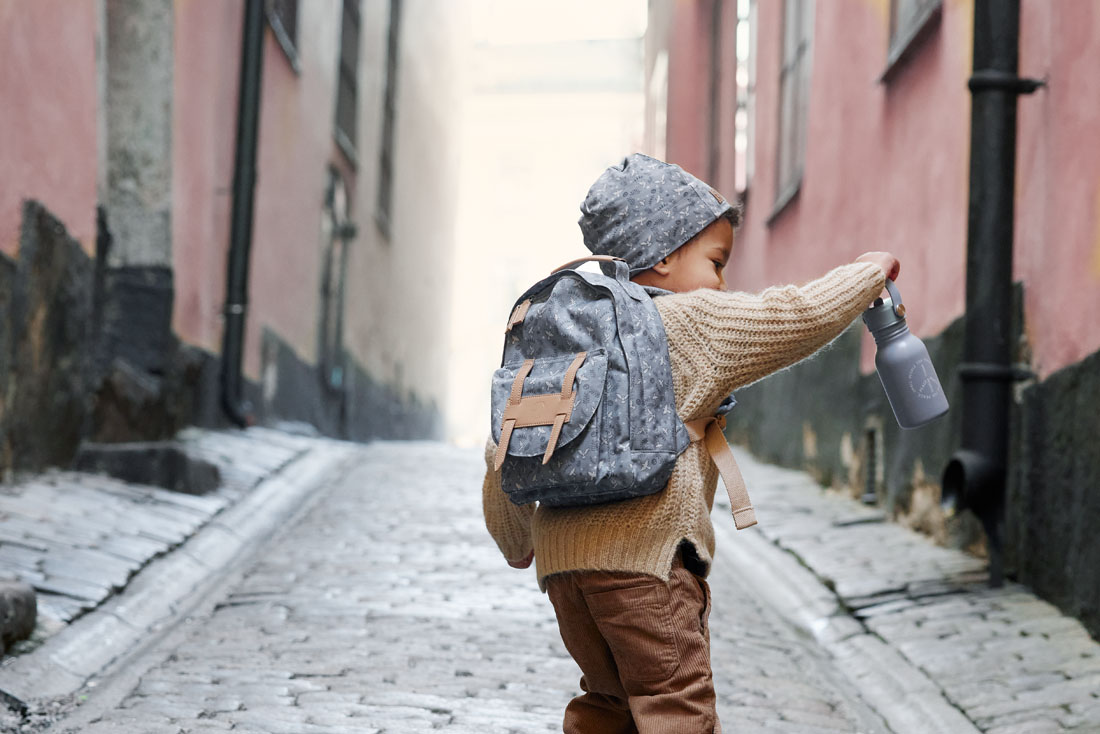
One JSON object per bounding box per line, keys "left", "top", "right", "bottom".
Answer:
{"left": 862, "top": 279, "right": 907, "bottom": 334}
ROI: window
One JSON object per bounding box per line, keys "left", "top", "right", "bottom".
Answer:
{"left": 734, "top": 0, "right": 757, "bottom": 194}
{"left": 266, "top": 0, "right": 299, "bottom": 72}
{"left": 773, "top": 0, "right": 813, "bottom": 218}
{"left": 375, "top": 0, "right": 403, "bottom": 239}
{"left": 334, "top": 0, "right": 362, "bottom": 163}
{"left": 319, "top": 169, "right": 352, "bottom": 392}
{"left": 885, "top": 0, "right": 942, "bottom": 76}
{"left": 707, "top": 0, "right": 722, "bottom": 183}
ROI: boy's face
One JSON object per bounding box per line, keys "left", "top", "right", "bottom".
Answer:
{"left": 632, "top": 217, "right": 733, "bottom": 293}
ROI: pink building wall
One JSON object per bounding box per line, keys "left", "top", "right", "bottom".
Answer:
{"left": 731, "top": 0, "right": 970, "bottom": 373}
{"left": 172, "top": 0, "right": 341, "bottom": 378}
{"left": 0, "top": 0, "right": 99, "bottom": 255}
{"left": 659, "top": 0, "right": 738, "bottom": 198}
{"left": 662, "top": 0, "right": 712, "bottom": 181}
{"left": 171, "top": 0, "right": 241, "bottom": 355}
{"left": 1016, "top": 0, "right": 1100, "bottom": 379}
{"left": 660, "top": 0, "right": 1100, "bottom": 381}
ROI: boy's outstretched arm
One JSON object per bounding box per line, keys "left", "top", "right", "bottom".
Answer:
{"left": 654, "top": 259, "right": 888, "bottom": 413}
{"left": 482, "top": 437, "right": 535, "bottom": 568}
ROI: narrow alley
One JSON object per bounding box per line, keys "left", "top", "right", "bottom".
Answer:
{"left": 15, "top": 440, "right": 1096, "bottom": 734}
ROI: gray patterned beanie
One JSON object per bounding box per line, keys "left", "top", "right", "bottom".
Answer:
{"left": 578, "top": 153, "right": 741, "bottom": 274}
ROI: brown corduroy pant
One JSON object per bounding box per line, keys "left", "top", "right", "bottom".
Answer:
{"left": 545, "top": 551, "right": 720, "bottom": 733}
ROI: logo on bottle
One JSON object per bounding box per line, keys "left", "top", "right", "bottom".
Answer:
{"left": 908, "top": 359, "right": 942, "bottom": 399}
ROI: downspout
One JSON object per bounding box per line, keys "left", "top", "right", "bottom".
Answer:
{"left": 941, "top": 0, "right": 1042, "bottom": 587}
{"left": 221, "top": 0, "right": 265, "bottom": 427}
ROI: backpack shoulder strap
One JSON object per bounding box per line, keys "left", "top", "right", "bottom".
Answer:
{"left": 684, "top": 415, "right": 758, "bottom": 529}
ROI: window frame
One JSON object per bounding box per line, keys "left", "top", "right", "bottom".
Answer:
{"left": 266, "top": 0, "right": 300, "bottom": 73}
{"left": 881, "top": 0, "right": 943, "bottom": 82}
{"left": 768, "top": 0, "right": 814, "bottom": 224}
{"left": 734, "top": 0, "right": 757, "bottom": 197}
{"left": 374, "top": 0, "right": 403, "bottom": 240}
{"left": 334, "top": 0, "right": 362, "bottom": 167}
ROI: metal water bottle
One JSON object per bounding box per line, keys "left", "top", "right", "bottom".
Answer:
{"left": 862, "top": 280, "right": 949, "bottom": 429}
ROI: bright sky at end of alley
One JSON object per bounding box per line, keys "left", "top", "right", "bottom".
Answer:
{"left": 471, "top": 0, "right": 648, "bottom": 45}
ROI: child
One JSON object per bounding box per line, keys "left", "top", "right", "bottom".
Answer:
{"left": 482, "top": 153, "right": 898, "bottom": 733}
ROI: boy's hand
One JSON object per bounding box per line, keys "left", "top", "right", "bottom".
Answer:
{"left": 507, "top": 550, "right": 535, "bottom": 569}
{"left": 855, "top": 252, "right": 900, "bottom": 282}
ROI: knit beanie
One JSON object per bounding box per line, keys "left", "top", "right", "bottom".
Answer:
{"left": 578, "top": 153, "right": 740, "bottom": 274}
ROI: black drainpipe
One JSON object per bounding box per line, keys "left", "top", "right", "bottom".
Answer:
{"left": 941, "top": 0, "right": 1042, "bottom": 587}
{"left": 221, "top": 0, "right": 265, "bottom": 427}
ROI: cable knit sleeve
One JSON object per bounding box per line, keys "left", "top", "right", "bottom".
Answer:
{"left": 481, "top": 436, "right": 535, "bottom": 563}
{"left": 654, "top": 262, "right": 886, "bottom": 415}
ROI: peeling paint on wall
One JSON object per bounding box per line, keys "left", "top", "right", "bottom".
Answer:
{"left": 895, "top": 458, "right": 947, "bottom": 544}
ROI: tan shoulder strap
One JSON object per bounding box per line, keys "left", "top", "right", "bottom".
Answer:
{"left": 683, "top": 415, "right": 758, "bottom": 530}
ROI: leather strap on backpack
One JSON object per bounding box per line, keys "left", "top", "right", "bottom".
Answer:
{"left": 493, "top": 352, "right": 588, "bottom": 471}
{"left": 683, "top": 415, "right": 758, "bottom": 530}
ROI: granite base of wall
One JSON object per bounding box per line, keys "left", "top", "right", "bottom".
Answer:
{"left": 1, "top": 201, "right": 439, "bottom": 479}
{"left": 1009, "top": 348, "right": 1100, "bottom": 639}
{"left": 0, "top": 201, "right": 225, "bottom": 474}
{"left": 255, "top": 328, "right": 442, "bottom": 442}
{"left": 0, "top": 201, "right": 98, "bottom": 472}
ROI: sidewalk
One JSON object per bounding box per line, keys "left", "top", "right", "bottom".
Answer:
{"left": 0, "top": 427, "right": 357, "bottom": 718}
{"left": 723, "top": 446, "right": 1100, "bottom": 734}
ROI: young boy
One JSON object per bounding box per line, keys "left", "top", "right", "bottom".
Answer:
{"left": 482, "top": 153, "right": 899, "bottom": 733}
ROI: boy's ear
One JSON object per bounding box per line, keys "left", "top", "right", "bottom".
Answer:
{"left": 650, "top": 257, "right": 672, "bottom": 276}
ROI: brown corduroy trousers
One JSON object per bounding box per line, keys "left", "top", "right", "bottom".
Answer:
{"left": 545, "top": 551, "right": 720, "bottom": 733}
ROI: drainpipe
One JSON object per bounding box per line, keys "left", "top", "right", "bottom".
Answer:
{"left": 221, "top": 0, "right": 265, "bottom": 427}
{"left": 941, "top": 0, "right": 1042, "bottom": 587}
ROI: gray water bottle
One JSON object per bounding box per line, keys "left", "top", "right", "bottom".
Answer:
{"left": 862, "top": 280, "right": 949, "bottom": 429}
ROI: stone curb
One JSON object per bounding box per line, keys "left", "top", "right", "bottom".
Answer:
{"left": 713, "top": 495, "right": 982, "bottom": 734}
{"left": 0, "top": 441, "right": 358, "bottom": 710}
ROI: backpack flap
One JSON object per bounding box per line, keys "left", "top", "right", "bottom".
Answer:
{"left": 491, "top": 349, "right": 608, "bottom": 469}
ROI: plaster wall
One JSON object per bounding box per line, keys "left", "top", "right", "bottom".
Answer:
{"left": 344, "top": 0, "right": 468, "bottom": 426}
{"left": 1016, "top": 0, "right": 1100, "bottom": 379}
{"left": 0, "top": 0, "right": 99, "bottom": 255}
{"left": 172, "top": 0, "right": 337, "bottom": 375}
{"left": 729, "top": 0, "right": 971, "bottom": 376}
{"left": 170, "top": 0, "right": 243, "bottom": 355}
{"left": 724, "top": 0, "right": 1100, "bottom": 380}
{"left": 662, "top": 0, "right": 713, "bottom": 181}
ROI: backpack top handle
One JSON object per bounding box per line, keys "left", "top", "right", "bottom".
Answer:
{"left": 551, "top": 255, "right": 629, "bottom": 277}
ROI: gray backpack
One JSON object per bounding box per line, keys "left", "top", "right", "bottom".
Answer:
{"left": 490, "top": 255, "right": 758, "bottom": 529}
{"left": 491, "top": 255, "right": 686, "bottom": 506}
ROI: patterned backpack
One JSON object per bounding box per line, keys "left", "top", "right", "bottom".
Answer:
{"left": 490, "top": 255, "right": 758, "bottom": 529}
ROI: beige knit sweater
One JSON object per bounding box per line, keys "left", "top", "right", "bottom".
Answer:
{"left": 482, "top": 262, "right": 886, "bottom": 590}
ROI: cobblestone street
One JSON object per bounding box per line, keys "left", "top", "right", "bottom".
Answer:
{"left": 37, "top": 442, "right": 884, "bottom": 733}
{"left": 18, "top": 440, "right": 1100, "bottom": 734}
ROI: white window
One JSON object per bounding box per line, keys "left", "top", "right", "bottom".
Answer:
{"left": 774, "top": 0, "right": 813, "bottom": 216}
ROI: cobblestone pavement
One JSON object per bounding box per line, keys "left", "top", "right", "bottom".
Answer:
{"left": 19, "top": 440, "right": 1098, "bottom": 734}
{"left": 41, "top": 442, "right": 900, "bottom": 734}
{"left": 0, "top": 428, "right": 312, "bottom": 648}
{"left": 730, "top": 448, "right": 1100, "bottom": 734}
